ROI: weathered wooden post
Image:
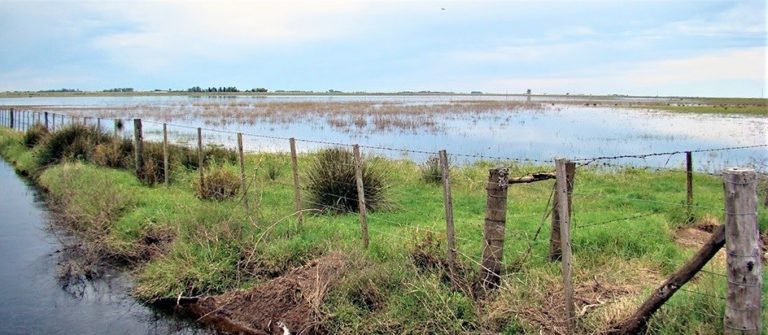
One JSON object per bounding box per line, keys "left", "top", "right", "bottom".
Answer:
{"left": 289, "top": 138, "right": 303, "bottom": 226}
{"left": 481, "top": 167, "right": 509, "bottom": 288}
{"left": 550, "top": 161, "right": 576, "bottom": 261}
{"left": 237, "top": 133, "right": 248, "bottom": 211}
{"left": 686, "top": 151, "right": 693, "bottom": 221}
{"left": 555, "top": 158, "right": 575, "bottom": 332}
{"left": 439, "top": 149, "right": 458, "bottom": 285}
{"left": 133, "top": 119, "right": 144, "bottom": 179}
{"left": 353, "top": 144, "right": 369, "bottom": 249}
{"left": 10, "top": 108, "right": 15, "bottom": 129}
{"left": 44, "top": 112, "right": 49, "bottom": 129}
{"left": 97, "top": 118, "right": 101, "bottom": 131}
{"left": 723, "top": 168, "right": 761, "bottom": 335}
{"left": 197, "top": 127, "right": 204, "bottom": 190}
{"left": 51, "top": 113, "right": 56, "bottom": 130}
{"left": 162, "top": 123, "right": 169, "bottom": 185}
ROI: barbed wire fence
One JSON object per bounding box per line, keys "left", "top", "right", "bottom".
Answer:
{"left": 0, "top": 108, "right": 765, "bottom": 334}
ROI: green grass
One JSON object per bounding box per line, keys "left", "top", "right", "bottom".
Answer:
{"left": 0, "top": 126, "right": 766, "bottom": 334}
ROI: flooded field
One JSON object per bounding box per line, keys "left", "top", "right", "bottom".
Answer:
{"left": 1, "top": 95, "right": 765, "bottom": 171}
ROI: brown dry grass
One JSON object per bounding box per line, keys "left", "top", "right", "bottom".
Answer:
{"left": 15, "top": 100, "right": 544, "bottom": 133}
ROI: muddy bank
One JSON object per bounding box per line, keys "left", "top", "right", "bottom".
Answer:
{"left": 158, "top": 253, "right": 348, "bottom": 335}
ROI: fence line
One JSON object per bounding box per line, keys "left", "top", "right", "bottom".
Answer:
{"left": 0, "top": 109, "right": 764, "bottom": 334}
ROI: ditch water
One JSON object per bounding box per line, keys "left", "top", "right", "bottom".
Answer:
{"left": 1, "top": 95, "right": 766, "bottom": 171}
{"left": 0, "top": 160, "right": 209, "bottom": 335}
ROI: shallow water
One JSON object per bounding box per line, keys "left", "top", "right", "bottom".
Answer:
{"left": 1, "top": 95, "right": 765, "bottom": 171}
{"left": 0, "top": 160, "right": 208, "bottom": 335}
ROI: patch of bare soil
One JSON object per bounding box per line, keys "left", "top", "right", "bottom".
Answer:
{"left": 182, "top": 253, "right": 347, "bottom": 335}
{"left": 674, "top": 216, "right": 719, "bottom": 249}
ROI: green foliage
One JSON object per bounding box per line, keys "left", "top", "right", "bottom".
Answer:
{"left": 194, "top": 166, "right": 241, "bottom": 200}
{"left": 305, "top": 148, "right": 389, "bottom": 213}
{"left": 36, "top": 124, "right": 110, "bottom": 166}
{"left": 177, "top": 144, "right": 238, "bottom": 170}
{"left": 420, "top": 154, "right": 443, "bottom": 184}
{"left": 92, "top": 139, "right": 133, "bottom": 169}
{"left": 22, "top": 123, "right": 50, "bottom": 148}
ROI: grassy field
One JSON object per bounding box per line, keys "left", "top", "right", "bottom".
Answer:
{"left": 0, "top": 125, "right": 765, "bottom": 334}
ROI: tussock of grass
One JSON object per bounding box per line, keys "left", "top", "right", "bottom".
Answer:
{"left": 194, "top": 165, "right": 241, "bottom": 200}
{"left": 305, "top": 148, "right": 389, "bottom": 213}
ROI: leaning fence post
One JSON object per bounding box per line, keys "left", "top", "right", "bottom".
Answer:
{"left": 289, "top": 138, "right": 303, "bottom": 227}
{"left": 555, "top": 158, "right": 575, "bottom": 332}
{"left": 197, "top": 127, "right": 204, "bottom": 190}
{"left": 723, "top": 168, "right": 761, "bottom": 335}
{"left": 133, "top": 119, "right": 144, "bottom": 179}
{"left": 481, "top": 167, "right": 509, "bottom": 289}
{"left": 439, "top": 149, "right": 457, "bottom": 284}
{"left": 550, "top": 160, "right": 576, "bottom": 261}
{"left": 237, "top": 133, "right": 248, "bottom": 211}
{"left": 163, "top": 123, "right": 169, "bottom": 185}
{"left": 353, "top": 144, "right": 369, "bottom": 249}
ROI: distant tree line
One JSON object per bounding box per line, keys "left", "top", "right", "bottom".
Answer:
{"left": 186, "top": 86, "right": 268, "bottom": 93}
{"left": 103, "top": 88, "right": 134, "bottom": 92}
{"left": 37, "top": 88, "right": 82, "bottom": 93}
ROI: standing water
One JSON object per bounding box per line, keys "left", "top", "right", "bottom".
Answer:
{"left": 0, "top": 160, "right": 208, "bottom": 335}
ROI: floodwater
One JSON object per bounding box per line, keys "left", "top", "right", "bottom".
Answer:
{"left": 0, "top": 160, "right": 208, "bottom": 335}
{"left": 1, "top": 95, "right": 765, "bottom": 171}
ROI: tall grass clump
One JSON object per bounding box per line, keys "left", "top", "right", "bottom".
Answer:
{"left": 305, "top": 148, "right": 389, "bottom": 213}
{"left": 36, "top": 124, "right": 110, "bottom": 166}
{"left": 195, "top": 166, "right": 241, "bottom": 200}
{"left": 23, "top": 123, "right": 50, "bottom": 148}
{"left": 178, "top": 144, "right": 238, "bottom": 170}
{"left": 420, "top": 155, "right": 443, "bottom": 184}
{"left": 92, "top": 138, "right": 134, "bottom": 169}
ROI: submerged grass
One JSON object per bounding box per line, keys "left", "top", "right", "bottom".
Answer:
{"left": 0, "top": 126, "right": 766, "bottom": 334}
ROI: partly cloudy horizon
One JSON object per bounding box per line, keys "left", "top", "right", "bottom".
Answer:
{"left": 0, "top": 0, "right": 765, "bottom": 97}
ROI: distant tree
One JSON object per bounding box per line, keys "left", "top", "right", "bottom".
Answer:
{"left": 255, "top": 88, "right": 268, "bottom": 93}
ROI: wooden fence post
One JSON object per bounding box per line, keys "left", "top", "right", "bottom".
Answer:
{"left": 353, "top": 144, "right": 369, "bottom": 249}
{"left": 97, "top": 118, "right": 101, "bottom": 131}
{"left": 133, "top": 119, "right": 144, "bottom": 179}
{"left": 481, "top": 167, "right": 509, "bottom": 289}
{"left": 555, "top": 158, "right": 575, "bottom": 332}
{"left": 10, "top": 108, "right": 14, "bottom": 129}
{"left": 237, "top": 133, "right": 248, "bottom": 211}
{"left": 163, "top": 123, "right": 169, "bottom": 185}
{"left": 44, "top": 112, "right": 49, "bottom": 129}
{"left": 114, "top": 119, "right": 119, "bottom": 138}
{"left": 550, "top": 161, "right": 576, "bottom": 261}
{"left": 439, "top": 149, "right": 457, "bottom": 284}
{"left": 51, "top": 113, "right": 56, "bottom": 130}
{"left": 289, "top": 138, "right": 303, "bottom": 226}
{"left": 723, "top": 168, "right": 761, "bottom": 335}
{"left": 686, "top": 151, "right": 693, "bottom": 221}
{"left": 197, "top": 127, "right": 204, "bottom": 190}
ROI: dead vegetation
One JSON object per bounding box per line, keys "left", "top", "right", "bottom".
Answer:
{"left": 178, "top": 253, "right": 348, "bottom": 335}
{"left": 17, "top": 100, "right": 544, "bottom": 133}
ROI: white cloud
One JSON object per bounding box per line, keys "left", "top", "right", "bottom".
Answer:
{"left": 460, "top": 47, "right": 766, "bottom": 96}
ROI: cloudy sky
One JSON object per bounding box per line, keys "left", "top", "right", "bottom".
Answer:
{"left": 0, "top": 0, "right": 765, "bottom": 97}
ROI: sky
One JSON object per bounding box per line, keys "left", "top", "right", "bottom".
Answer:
{"left": 0, "top": 0, "right": 765, "bottom": 97}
